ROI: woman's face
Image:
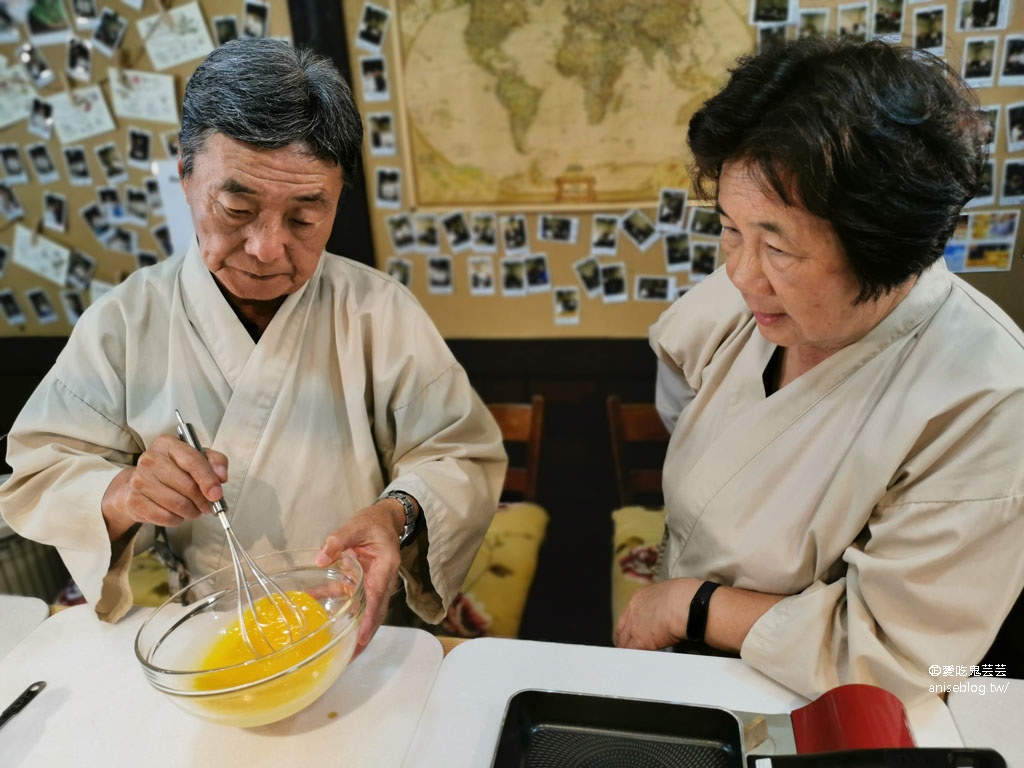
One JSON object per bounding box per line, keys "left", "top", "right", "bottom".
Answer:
{"left": 718, "top": 159, "right": 908, "bottom": 362}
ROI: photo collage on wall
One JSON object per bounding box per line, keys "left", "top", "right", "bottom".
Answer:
{"left": 0, "top": 0, "right": 283, "bottom": 331}
{"left": 358, "top": 0, "right": 1021, "bottom": 332}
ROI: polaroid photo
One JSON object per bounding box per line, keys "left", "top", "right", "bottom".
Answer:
{"left": 1002, "top": 159, "right": 1024, "bottom": 205}
{"left": 368, "top": 112, "right": 396, "bottom": 156}
{"left": 144, "top": 177, "right": 163, "bottom": 216}
{"left": 66, "top": 36, "right": 91, "bottom": 82}
{"left": 92, "top": 8, "right": 128, "bottom": 57}
{"left": 664, "top": 232, "right": 692, "bottom": 273}
{"left": 63, "top": 146, "right": 93, "bottom": 186}
{"left": 965, "top": 159, "right": 997, "bottom": 207}
{"left": 873, "top": 0, "right": 903, "bottom": 39}
{"left": 965, "top": 241, "right": 1013, "bottom": 271}
{"left": 386, "top": 213, "right": 416, "bottom": 253}
{"left": 360, "top": 56, "right": 390, "bottom": 102}
{"left": 0, "top": 289, "right": 27, "bottom": 325}
{"left": 71, "top": 0, "right": 99, "bottom": 30}
{"left": 913, "top": 6, "right": 945, "bottom": 54}
{"left": 26, "top": 288, "right": 58, "bottom": 325}
{"left": 572, "top": 255, "right": 603, "bottom": 299}
{"left": 688, "top": 206, "right": 723, "bottom": 237}
{"left": 386, "top": 256, "right": 412, "bottom": 288}
{"left": 1, "top": 145, "right": 28, "bottom": 184}
{"left": 414, "top": 213, "right": 440, "bottom": 253}
{"left": 600, "top": 262, "right": 628, "bottom": 304}
{"left": 798, "top": 8, "right": 829, "bottom": 39}
{"left": 106, "top": 227, "right": 138, "bottom": 255}
{"left": 26, "top": 0, "right": 72, "bottom": 46}
{"left": 750, "top": 0, "right": 795, "bottom": 24}
{"left": 656, "top": 189, "right": 688, "bottom": 232}
{"left": 969, "top": 210, "right": 1019, "bottom": 241}
{"left": 213, "top": 15, "right": 239, "bottom": 46}
{"left": 1001, "top": 35, "right": 1024, "bottom": 85}
{"left": 589, "top": 214, "right": 620, "bottom": 255}
{"left": 61, "top": 289, "right": 85, "bottom": 324}
{"left": 427, "top": 255, "right": 453, "bottom": 295}
{"left": 467, "top": 255, "right": 495, "bottom": 296}
{"left": 442, "top": 211, "right": 472, "bottom": 253}
{"left": 0, "top": 243, "right": 7, "bottom": 276}
{"left": 125, "top": 187, "right": 148, "bottom": 226}
{"left": 27, "top": 143, "right": 58, "bottom": 183}
{"left": 152, "top": 224, "right": 174, "bottom": 258}
{"left": 957, "top": 0, "right": 1009, "bottom": 31}
{"left": 620, "top": 209, "right": 658, "bottom": 251}
{"left": 136, "top": 251, "right": 158, "bottom": 269}
{"left": 537, "top": 214, "right": 579, "bottom": 244}
{"left": 635, "top": 275, "right": 675, "bottom": 302}
{"left": 691, "top": 242, "right": 721, "bottom": 280}
{"left": 963, "top": 37, "right": 999, "bottom": 87}
{"left": 94, "top": 142, "right": 128, "bottom": 184}
{"left": 1008, "top": 102, "right": 1024, "bottom": 153}
{"left": 42, "top": 191, "right": 67, "bottom": 233}
{"left": 375, "top": 167, "right": 401, "bottom": 209}
{"left": 837, "top": 3, "right": 870, "bottom": 41}
{"left": 127, "top": 127, "right": 153, "bottom": 170}
{"left": 0, "top": 4, "right": 20, "bottom": 43}
{"left": 757, "top": 23, "right": 787, "bottom": 55}
{"left": 471, "top": 212, "right": 498, "bottom": 253}
{"left": 20, "top": 43, "right": 54, "bottom": 88}
{"left": 525, "top": 253, "right": 551, "bottom": 293}
{"left": 553, "top": 286, "right": 580, "bottom": 326}
{"left": 242, "top": 1, "right": 269, "bottom": 38}
{"left": 978, "top": 105, "right": 1000, "bottom": 153}
{"left": 943, "top": 242, "right": 967, "bottom": 272}
{"left": 98, "top": 186, "right": 125, "bottom": 224}
{"left": 356, "top": 2, "right": 390, "bottom": 53}
{"left": 28, "top": 97, "right": 53, "bottom": 139}
{"left": 500, "top": 214, "right": 529, "bottom": 255}
{"left": 500, "top": 256, "right": 526, "bottom": 297}
{"left": 65, "top": 249, "right": 96, "bottom": 290}
{"left": 0, "top": 183, "right": 22, "bottom": 222}
{"left": 80, "top": 202, "right": 111, "bottom": 242}
{"left": 162, "top": 130, "right": 181, "bottom": 159}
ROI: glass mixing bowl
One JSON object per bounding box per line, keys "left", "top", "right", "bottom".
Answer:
{"left": 135, "top": 548, "right": 365, "bottom": 727}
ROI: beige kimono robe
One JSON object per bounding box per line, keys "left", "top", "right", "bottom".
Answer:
{"left": 650, "top": 260, "right": 1024, "bottom": 704}
{"left": 1, "top": 242, "right": 506, "bottom": 623}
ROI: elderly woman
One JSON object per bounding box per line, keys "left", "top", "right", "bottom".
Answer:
{"left": 615, "top": 37, "right": 1024, "bottom": 704}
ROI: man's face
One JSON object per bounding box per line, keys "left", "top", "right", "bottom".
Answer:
{"left": 181, "top": 133, "right": 343, "bottom": 304}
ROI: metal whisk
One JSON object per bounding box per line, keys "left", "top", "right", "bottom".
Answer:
{"left": 174, "top": 410, "right": 307, "bottom": 656}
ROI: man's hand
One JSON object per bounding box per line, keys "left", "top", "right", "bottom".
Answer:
{"left": 316, "top": 497, "right": 409, "bottom": 659}
{"left": 614, "top": 577, "right": 700, "bottom": 650}
{"left": 101, "top": 433, "right": 229, "bottom": 541}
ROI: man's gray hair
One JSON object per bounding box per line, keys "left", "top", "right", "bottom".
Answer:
{"left": 179, "top": 38, "right": 363, "bottom": 184}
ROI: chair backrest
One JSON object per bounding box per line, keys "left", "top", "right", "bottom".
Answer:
{"left": 606, "top": 395, "right": 671, "bottom": 507}
{"left": 487, "top": 395, "right": 544, "bottom": 502}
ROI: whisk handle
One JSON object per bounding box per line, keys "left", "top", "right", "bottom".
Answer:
{"left": 174, "top": 409, "right": 229, "bottom": 516}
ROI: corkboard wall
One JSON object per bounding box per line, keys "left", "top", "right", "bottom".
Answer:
{"left": 344, "top": 0, "right": 1024, "bottom": 339}
{"left": 0, "top": 0, "right": 292, "bottom": 338}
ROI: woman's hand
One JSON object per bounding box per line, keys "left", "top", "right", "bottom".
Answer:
{"left": 614, "top": 577, "right": 701, "bottom": 650}
{"left": 101, "top": 433, "right": 229, "bottom": 541}
{"left": 316, "top": 498, "right": 408, "bottom": 659}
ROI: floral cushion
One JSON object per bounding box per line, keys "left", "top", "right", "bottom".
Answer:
{"left": 611, "top": 506, "right": 666, "bottom": 638}
{"left": 441, "top": 501, "right": 549, "bottom": 639}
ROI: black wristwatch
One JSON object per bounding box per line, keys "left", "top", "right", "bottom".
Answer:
{"left": 686, "top": 580, "right": 720, "bottom": 642}
{"left": 379, "top": 490, "right": 419, "bottom": 547}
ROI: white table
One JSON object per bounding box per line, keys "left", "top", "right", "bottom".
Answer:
{"left": 949, "top": 679, "right": 1024, "bottom": 768}
{"left": 0, "top": 594, "right": 48, "bottom": 660}
{"left": 0, "top": 605, "right": 443, "bottom": 768}
{"left": 402, "top": 637, "right": 964, "bottom": 767}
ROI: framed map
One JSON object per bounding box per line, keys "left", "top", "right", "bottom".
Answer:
{"left": 393, "top": 0, "right": 754, "bottom": 209}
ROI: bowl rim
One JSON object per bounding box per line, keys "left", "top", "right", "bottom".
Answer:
{"left": 134, "top": 548, "right": 365, "bottom": 694}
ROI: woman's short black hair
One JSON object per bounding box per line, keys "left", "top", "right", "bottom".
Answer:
{"left": 688, "top": 37, "right": 987, "bottom": 302}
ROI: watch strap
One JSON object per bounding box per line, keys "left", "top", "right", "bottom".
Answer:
{"left": 379, "top": 490, "right": 418, "bottom": 547}
{"left": 686, "top": 580, "right": 720, "bottom": 643}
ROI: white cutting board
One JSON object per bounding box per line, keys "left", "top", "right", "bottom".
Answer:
{"left": 0, "top": 594, "right": 48, "bottom": 660}
{"left": 0, "top": 605, "right": 442, "bottom": 767}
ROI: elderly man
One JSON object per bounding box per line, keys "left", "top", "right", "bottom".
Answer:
{"left": 0, "top": 38, "right": 506, "bottom": 656}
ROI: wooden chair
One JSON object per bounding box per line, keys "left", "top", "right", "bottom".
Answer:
{"left": 440, "top": 395, "right": 549, "bottom": 639}
{"left": 605, "top": 395, "right": 670, "bottom": 638}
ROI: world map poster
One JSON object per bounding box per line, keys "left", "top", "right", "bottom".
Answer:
{"left": 394, "top": 0, "right": 754, "bottom": 209}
